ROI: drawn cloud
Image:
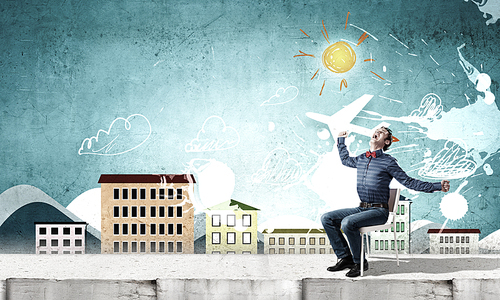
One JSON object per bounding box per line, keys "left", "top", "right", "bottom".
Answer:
{"left": 418, "top": 140, "right": 477, "bottom": 179}
{"left": 410, "top": 93, "right": 443, "bottom": 121}
{"left": 185, "top": 116, "right": 240, "bottom": 152}
{"left": 78, "top": 114, "right": 151, "bottom": 156}
{"left": 252, "top": 148, "right": 302, "bottom": 185}
{"left": 261, "top": 86, "right": 299, "bottom": 106}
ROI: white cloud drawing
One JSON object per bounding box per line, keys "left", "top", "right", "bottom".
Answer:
{"left": 252, "top": 148, "right": 302, "bottom": 185}
{"left": 78, "top": 114, "right": 151, "bottom": 156}
{"left": 185, "top": 116, "right": 240, "bottom": 152}
{"left": 418, "top": 139, "right": 477, "bottom": 179}
{"left": 410, "top": 93, "right": 443, "bottom": 120}
{"left": 261, "top": 86, "right": 299, "bottom": 106}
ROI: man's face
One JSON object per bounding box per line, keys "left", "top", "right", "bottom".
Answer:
{"left": 370, "top": 128, "right": 389, "bottom": 150}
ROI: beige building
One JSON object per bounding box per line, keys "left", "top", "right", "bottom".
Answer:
{"left": 263, "top": 228, "right": 333, "bottom": 254}
{"left": 99, "top": 174, "right": 196, "bottom": 254}
{"left": 428, "top": 229, "right": 481, "bottom": 255}
{"left": 369, "top": 197, "right": 412, "bottom": 254}
{"left": 205, "top": 200, "right": 259, "bottom": 254}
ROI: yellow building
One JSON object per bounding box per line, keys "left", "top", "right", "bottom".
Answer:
{"left": 205, "top": 200, "right": 259, "bottom": 254}
{"left": 263, "top": 228, "right": 334, "bottom": 254}
{"left": 99, "top": 174, "right": 196, "bottom": 254}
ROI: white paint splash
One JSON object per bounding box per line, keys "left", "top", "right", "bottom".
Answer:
{"left": 465, "top": 0, "right": 500, "bottom": 25}
{"left": 439, "top": 181, "right": 469, "bottom": 232}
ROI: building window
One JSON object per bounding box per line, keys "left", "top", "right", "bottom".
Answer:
{"left": 140, "top": 188, "right": 146, "bottom": 200}
{"left": 456, "top": 236, "right": 460, "bottom": 243}
{"left": 375, "top": 240, "right": 379, "bottom": 250}
{"left": 227, "top": 251, "right": 236, "bottom": 254}
{"left": 132, "top": 242, "right": 137, "bottom": 253}
{"left": 63, "top": 239, "right": 70, "bottom": 247}
{"left": 385, "top": 240, "right": 389, "bottom": 250}
{"left": 445, "top": 237, "right": 449, "bottom": 243}
{"left": 391, "top": 240, "right": 395, "bottom": 250}
{"left": 177, "top": 206, "right": 183, "bottom": 218}
{"left": 401, "top": 240, "right": 405, "bottom": 250}
{"left": 227, "top": 215, "right": 236, "bottom": 227}
{"left": 131, "top": 188, "right": 138, "bottom": 200}
{"left": 140, "top": 242, "right": 146, "bottom": 253}
{"left": 159, "top": 188, "right": 165, "bottom": 200}
{"left": 122, "top": 206, "right": 129, "bottom": 218}
{"left": 122, "top": 188, "right": 128, "bottom": 200}
{"left": 300, "top": 248, "right": 306, "bottom": 254}
{"left": 150, "top": 206, "right": 156, "bottom": 218}
{"left": 396, "top": 222, "right": 400, "bottom": 232}
{"left": 242, "top": 214, "right": 251, "bottom": 227}
{"left": 309, "top": 238, "right": 316, "bottom": 245}
{"left": 242, "top": 232, "right": 251, "bottom": 244}
{"left": 269, "top": 237, "right": 275, "bottom": 245}
{"left": 320, "top": 248, "right": 326, "bottom": 254}
{"left": 310, "top": 248, "right": 316, "bottom": 254}
{"left": 159, "top": 224, "right": 165, "bottom": 235}
{"left": 75, "top": 227, "right": 82, "bottom": 235}
{"left": 168, "top": 224, "right": 174, "bottom": 235}
{"left": 289, "top": 237, "right": 295, "bottom": 245}
{"left": 113, "top": 224, "right": 119, "bottom": 235}
{"left": 279, "top": 248, "right": 285, "bottom": 254}
{"left": 131, "top": 224, "right": 138, "bottom": 235}
{"left": 131, "top": 206, "right": 138, "bottom": 218}
{"left": 289, "top": 248, "right": 295, "bottom": 254}
{"left": 123, "top": 242, "right": 128, "bottom": 253}
{"left": 159, "top": 242, "right": 165, "bottom": 253}
{"left": 212, "top": 215, "right": 221, "bottom": 227}
{"left": 177, "top": 188, "right": 183, "bottom": 200}
{"left": 51, "top": 228, "right": 58, "bottom": 235}
{"left": 168, "top": 242, "right": 174, "bottom": 253}
{"left": 113, "top": 206, "right": 120, "bottom": 218}
{"left": 150, "top": 188, "right": 156, "bottom": 200}
{"left": 114, "top": 242, "right": 120, "bottom": 253}
{"left": 140, "top": 224, "right": 146, "bottom": 235}
{"left": 122, "top": 224, "right": 128, "bottom": 235}
{"left": 159, "top": 206, "right": 165, "bottom": 218}
{"left": 140, "top": 206, "right": 146, "bottom": 218}
{"left": 40, "top": 239, "right": 47, "bottom": 247}
{"left": 401, "top": 222, "right": 405, "bottom": 232}
{"left": 51, "top": 239, "right": 58, "bottom": 247}
{"left": 168, "top": 188, "right": 174, "bottom": 200}
{"left": 228, "top": 232, "right": 236, "bottom": 244}
{"left": 319, "top": 237, "right": 326, "bottom": 245}
{"left": 39, "top": 227, "right": 47, "bottom": 235}
{"left": 150, "top": 224, "right": 156, "bottom": 235}
{"left": 168, "top": 206, "right": 174, "bottom": 218}
{"left": 461, "top": 236, "right": 465, "bottom": 243}
{"left": 177, "top": 224, "right": 183, "bottom": 235}
{"left": 466, "top": 237, "right": 470, "bottom": 243}
{"left": 114, "top": 188, "right": 120, "bottom": 200}
{"left": 279, "top": 237, "right": 285, "bottom": 245}
{"left": 440, "top": 236, "right": 443, "bottom": 243}
{"left": 63, "top": 228, "right": 70, "bottom": 235}
{"left": 300, "top": 237, "right": 306, "bottom": 245}
{"left": 401, "top": 205, "right": 405, "bottom": 215}
{"left": 440, "top": 247, "right": 444, "bottom": 254}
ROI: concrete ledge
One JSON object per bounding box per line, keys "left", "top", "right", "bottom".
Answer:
{"left": 6, "top": 278, "right": 156, "bottom": 300}
{"left": 0, "top": 280, "right": 5, "bottom": 300}
{"left": 157, "top": 278, "right": 302, "bottom": 300}
{"left": 453, "top": 278, "right": 500, "bottom": 300}
{"left": 302, "top": 278, "right": 453, "bottom": 300}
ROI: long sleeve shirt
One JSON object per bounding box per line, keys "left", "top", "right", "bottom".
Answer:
{"left": 337, "top": 137, "right": 442, "bottom": 204}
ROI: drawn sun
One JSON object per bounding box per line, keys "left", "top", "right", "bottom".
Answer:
{"left": 294, "top": 13, "right": 384, "bottom": 95}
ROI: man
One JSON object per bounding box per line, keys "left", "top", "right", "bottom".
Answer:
{"left": 321, "top": 127, "right": 450, "bottom": 277}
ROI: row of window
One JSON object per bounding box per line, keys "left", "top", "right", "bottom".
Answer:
{"left": 211, "top": 232, "right": 252, "bottom": 244}
{"left": 440, "top": 247, "right": 471, "bottom": 254}
{"left": 268, "top": 237, "right": 327, "bottom": 246}
{"left": 440, "top": 236, "right": 471, "bottom": 244}
{"left": 113, "top": 223, "right": 183, "bottom": 236}
{"left": 113, "top": 205, "right": 183, "bottom": 219}
{"left": 211, "top": 214, "right": 252, "bottom": 227}
{"left": 113, "top": 188, "right": 183, "bottom": 201}
{"left": 374, "top": 239, "right": 406, "bottom": 251}
{"left": 38, "top": 227, "right": 84, "bottom": 236}
{"left": 38, "top": 239, "right": 84, "bottom": 247}
{"left": 268, "top": 248, "right": 335, "bottom": 254}
{"left": 39, "top": 250, "right": 84, "bottom": 254}
{"left": 113, "top": 241, "right": 183, "bottom": 253}
{"left": 212, "top": 251, "right": 252, "bottom": 254}
{"left": 376, "top": 222, "right": 406, "bottom": 233}
{"left": 396, "top": 205, "right": 406, "bottom": 215}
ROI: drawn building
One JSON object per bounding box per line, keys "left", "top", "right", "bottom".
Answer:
{"left": 427, "top": 229, "right": 481, "bottom": 255}
{"left": 205, "top": 200, "right": 259, "bottom": 254}
{"left": 99, "top": 174, "right": 196, "bottom": 254}
{"left": 369, "top": 196, "right": 412, "bottom": 254}
{"left": 263, "top": 228, "right": 333, "bottom": 254}
{"left": 35, "top": 222, "right": 87, "bottom": 254}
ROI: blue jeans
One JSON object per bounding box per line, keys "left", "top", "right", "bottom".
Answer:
{"left": 321, "top": 207, "right": 389, "bottom": 264}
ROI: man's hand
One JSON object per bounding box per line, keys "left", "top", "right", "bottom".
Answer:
{"left": 441, "top": 180, "right": 450, "bottom": 192}
{"left": 338, "top": 131, "right": 348, "bottom": 138}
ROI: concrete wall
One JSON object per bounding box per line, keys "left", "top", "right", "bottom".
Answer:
{"left": 2, "top": 277, "right": 499, "bottom": 299}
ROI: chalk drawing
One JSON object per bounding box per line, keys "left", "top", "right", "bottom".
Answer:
{"left": 465, "top": 0, "right": 500, "bottom": 25}
{"left": 418, "top": 140, "right": 477, "bottom": 179}
{"left": 410, "top": 93, "right": 443, "bottom": 120}
{"left": 252, "top": 148, "right": 302, "bottom": 186}
{"left": 78, "top": 114, "right": 151, "bottom": 156}
{"left": 185, "top": 116, "right": 240, "bottom": 152}
{"left": 261, "top": 86, "right": 299, "bottom": 106}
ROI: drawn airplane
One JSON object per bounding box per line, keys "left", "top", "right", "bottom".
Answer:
{"left": 306, "top": 94, "right": 390, "bottom": 138}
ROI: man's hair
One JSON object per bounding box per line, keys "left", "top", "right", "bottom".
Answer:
{"left": 382, "top": 126, "right": 392, "bottom": 151}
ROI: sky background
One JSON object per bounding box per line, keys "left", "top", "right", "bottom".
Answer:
{"left": 1, "top": 0, "right": 500, "bottom": 239}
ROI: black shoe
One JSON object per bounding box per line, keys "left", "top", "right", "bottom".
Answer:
{"left": 345, "top": 261, "right": 369, "bottom": 277}
{"left": 327, "top": 256, "right": 355, "bottom": 272}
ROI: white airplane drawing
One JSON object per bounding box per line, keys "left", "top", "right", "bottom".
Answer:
{"left": 306, "top": 94, "right": 390, "bottom": 137}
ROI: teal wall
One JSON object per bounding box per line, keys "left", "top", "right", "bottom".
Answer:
{"left": 1, "top": 0, "right": 499, "bottom": 240}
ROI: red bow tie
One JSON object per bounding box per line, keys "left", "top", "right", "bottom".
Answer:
{"left": 366, "top": 151, "right": 377, "bottom": 158}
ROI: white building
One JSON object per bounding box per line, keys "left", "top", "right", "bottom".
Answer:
{"left": 35, "top": 222, "right": 87, "bottom": 254}
{"left": 428, "top": 229, "right": 481, "bottom": 255}
{"left": 263, "top": 228, "right": 333, "bottom": 254}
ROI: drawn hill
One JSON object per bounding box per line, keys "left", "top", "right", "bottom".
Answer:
{"left": 0, "top": 185, "right": 101, "bottom": 254}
